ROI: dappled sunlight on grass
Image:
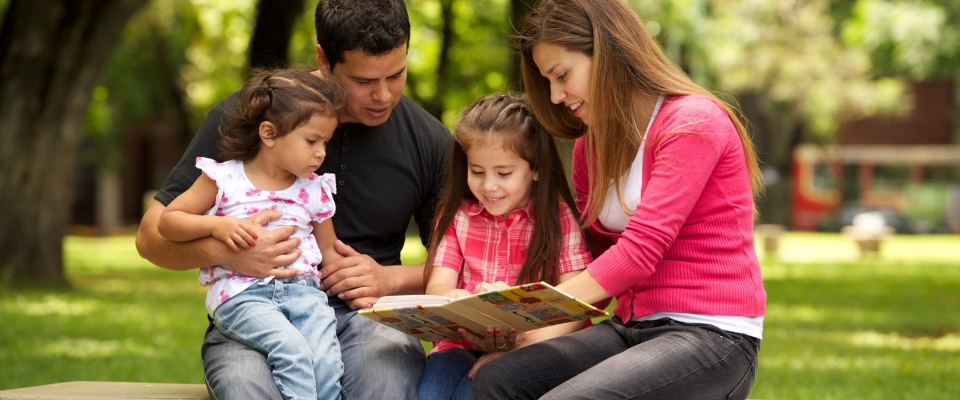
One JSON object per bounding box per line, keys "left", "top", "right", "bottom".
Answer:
{"left": 2, "top": 232, "right": 958, "bottom": 397}
{"left": 752, "top": 234, "right": 960, "bottom": 399}
{"left": 763, "top": 352, "right": 903, "bottom": 372}
{"left": 765, "top": 303, "right": 828, "bottom": 323}
{"left": 1, "top": 235, "right": 209, "bottom": 389}
{"left": 3, "top": 295, "right": 99, "bottom": 317}
{"left": 64, "top": 236, "right": 157, "bottom": 273}
{"left": 39, "top": 338, "right": 161, "bottom": 359}
{"left": 755, "top": 232, "right": 960, "bottom": 264}
{"left": 849, "top": 331, "right": 960, "bottom": 352}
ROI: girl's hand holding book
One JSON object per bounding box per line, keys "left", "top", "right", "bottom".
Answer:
{"left": 457, "top": 326, "right": 525, "bottom": 353}
{"left": 444, "top": 289, "right": 473, "bottom": 300}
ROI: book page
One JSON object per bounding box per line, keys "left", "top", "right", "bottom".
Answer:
{"left": 359, "top": 304, "right": 485, "bottom": 341}
{"left": 358, "top": 282, "right": 607, "bottom": 341}
{"left": 454, "top": 282, "right": 606, "bottom": 331}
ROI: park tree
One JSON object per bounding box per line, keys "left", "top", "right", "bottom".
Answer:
{"left": 0, "top": 0, "right": 149, "bottom": 285}
{"left": 405, "top": 0, "right": 517, "bottom": 125}
{"left": 248, "top": 0, "right": 305, "bottom": 70}
{"left": 0, "top": 0, "right": 345, "bottom": 286}
{"left": 4, "top": 0, "right": 957, "bottom": 286}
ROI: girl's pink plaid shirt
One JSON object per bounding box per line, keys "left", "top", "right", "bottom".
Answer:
{"left": 430, "top": 198, "right": 593, "bottom": 354}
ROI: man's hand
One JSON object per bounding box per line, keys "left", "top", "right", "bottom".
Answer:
{"left": 218, "top": 209, "right": 302, "bottom": 279}
{"left": 319, "top": 240, "right": 392, "bottom": 309}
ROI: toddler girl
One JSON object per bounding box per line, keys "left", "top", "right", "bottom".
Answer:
{"left": 158, "top": 68, "right": 345, "bottom": 400}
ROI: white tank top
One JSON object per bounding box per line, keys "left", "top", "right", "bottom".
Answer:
{"left": 598, "top": 95, "right": 663, "bottom": 232}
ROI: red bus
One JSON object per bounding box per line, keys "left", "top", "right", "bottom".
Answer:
{"left": 791, "top": 144, "right": 960, "bottom": 233}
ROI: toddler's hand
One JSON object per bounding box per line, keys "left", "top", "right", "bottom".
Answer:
{"left": 212, "top": 217, "right": 259, "bottom": 253}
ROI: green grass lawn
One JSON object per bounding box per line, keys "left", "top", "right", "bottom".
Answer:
{"left": 1, "top": 232, "right": 958, "bottom": 398}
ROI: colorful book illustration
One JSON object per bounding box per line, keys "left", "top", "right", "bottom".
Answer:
{"left": 358, "top": 282, "right": 608, "bottom": 342}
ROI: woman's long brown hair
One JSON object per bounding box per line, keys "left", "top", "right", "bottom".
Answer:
{"left": 517, "top": 0, "right": 765, "bottom": 226}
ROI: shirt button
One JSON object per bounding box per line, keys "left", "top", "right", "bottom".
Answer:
{"left": 338, "top": 180, "right": 345, "bottom": 187}
{"left": 343, "top": 131, "right": 350, "bottom": 137}
{"left": 340, "top": 164, "right": 346, "bottom": 170}
{"left": 342, "top": 146, "right": 348, "bottom": 152}
{"left": 335, "top": 195, "right": 342, "bottom": 202}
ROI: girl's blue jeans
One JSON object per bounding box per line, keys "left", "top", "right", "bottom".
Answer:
{"left": 418, "top": 348, "right": 483, "bottom": 400}
{"left": 212, "top": 277, "right": 342, "bottom": 400}
{"left": 472, "top": 317, "right": 760, "bottom": 400}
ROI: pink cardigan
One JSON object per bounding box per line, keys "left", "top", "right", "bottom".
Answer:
{"left": 573, "top": 95, "right": 766, "bottom": 322}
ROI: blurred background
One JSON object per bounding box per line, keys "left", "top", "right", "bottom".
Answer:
{"left": 0, "top": 0, "right": 958, "bottom": 398}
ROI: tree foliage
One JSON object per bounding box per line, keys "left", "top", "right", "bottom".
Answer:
{"left": 405, "top": 0, "right": 516, "bottom": 126}
{"left": 842, "top": 0, "right": 960, "bottom": 79}
{"left": 3, "top": 0, "right": 959, "bottom": 285}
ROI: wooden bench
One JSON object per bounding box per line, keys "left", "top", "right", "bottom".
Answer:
{"left": 0, "top": 381, "right": 208, "bottom": 400}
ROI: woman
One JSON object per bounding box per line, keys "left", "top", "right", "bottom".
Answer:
{"left": 471, "top": 0, "right": 767, "bottom": 399}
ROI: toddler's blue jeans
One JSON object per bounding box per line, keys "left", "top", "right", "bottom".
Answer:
{"left": 213, "top": 277, "right": 342, "bottom": 400}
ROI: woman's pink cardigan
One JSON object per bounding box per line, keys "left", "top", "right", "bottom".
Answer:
{"left": 573, "top": 95, "right": 767, "bottom": 322}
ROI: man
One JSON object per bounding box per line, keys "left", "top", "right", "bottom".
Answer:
{"left": 135, "top": 1, "right": 451, "bottom": 398}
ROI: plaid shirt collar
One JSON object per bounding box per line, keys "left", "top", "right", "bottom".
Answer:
{"left": 465, "top": 198, "right": 535, "bottom": 222}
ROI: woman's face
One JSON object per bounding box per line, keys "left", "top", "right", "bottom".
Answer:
{"left": 532, "top": 42, "right": 594, "bottom": 126}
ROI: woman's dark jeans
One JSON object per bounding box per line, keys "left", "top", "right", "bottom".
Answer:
{"left": 472, "top": 318, "right": 760, "bottom": 400}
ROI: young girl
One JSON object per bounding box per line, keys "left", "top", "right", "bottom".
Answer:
{"left": 417, "top": 93, "right": 594, "bottom": 400}
{"left": 157, "top": 68, "right": 345, "bottom": 400}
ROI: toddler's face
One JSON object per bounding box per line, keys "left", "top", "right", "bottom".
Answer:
{"left": 273, "top": 113, "right": 338, "bottom": 178}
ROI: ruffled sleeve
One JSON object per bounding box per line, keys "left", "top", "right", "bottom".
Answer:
{"left": 310, "top": 173, "right": 337, "bottom": 222}
{"left": 195, "top": 157, "right": 225, "bottom": 181}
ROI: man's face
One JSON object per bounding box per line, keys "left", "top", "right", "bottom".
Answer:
{"left": 320, "top": 46, "right": 407, "bottom": 126}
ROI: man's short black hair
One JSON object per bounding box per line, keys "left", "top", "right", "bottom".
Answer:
{"left": 315, "top": 0, "right": 411, "bottom": 70}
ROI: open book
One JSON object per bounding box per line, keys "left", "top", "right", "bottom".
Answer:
{"left": 358, "top": 282, "right": 607, "bottom": 342}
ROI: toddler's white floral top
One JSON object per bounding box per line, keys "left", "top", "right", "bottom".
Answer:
{"left": 194, "top": 157, "right": 336, "bottom": 317}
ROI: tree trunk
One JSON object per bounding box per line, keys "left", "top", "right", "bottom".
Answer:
{"left": 737, "top": 92, "right": 797, "bottom": 226}
{"left": 510, "top": 0, "right": 538, "bottom": 91}
{"left": 249, "top": 0, "right": 305, "bottom": 70}
{"left": 0, "top": 0, "right": 148, "bottom": 286}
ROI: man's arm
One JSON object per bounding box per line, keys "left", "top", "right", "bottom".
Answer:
{"left": 136, "top": 200, "right": 302, "bottom": 278}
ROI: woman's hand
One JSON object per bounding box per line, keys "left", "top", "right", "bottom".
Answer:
{"left": 458, "top": 326, "right": 525, "bottom": 353}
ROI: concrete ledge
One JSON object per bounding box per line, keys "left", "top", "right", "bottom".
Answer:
{"left": 0, "top": 382, "right": 209, "bottom": 400}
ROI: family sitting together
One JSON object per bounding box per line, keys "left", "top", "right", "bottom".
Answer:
{"left": 135, "top": 0, "right": 767, "bottom": 399}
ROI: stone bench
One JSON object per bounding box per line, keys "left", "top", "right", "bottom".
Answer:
{"left": 754, "top": 224, "right": 785, "bottom": 259}
{"left": 840, "top": 211, "right": 895, "bottom": 258}
{"left": 0, "top": 381, "right": 208, "bottom": 400}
